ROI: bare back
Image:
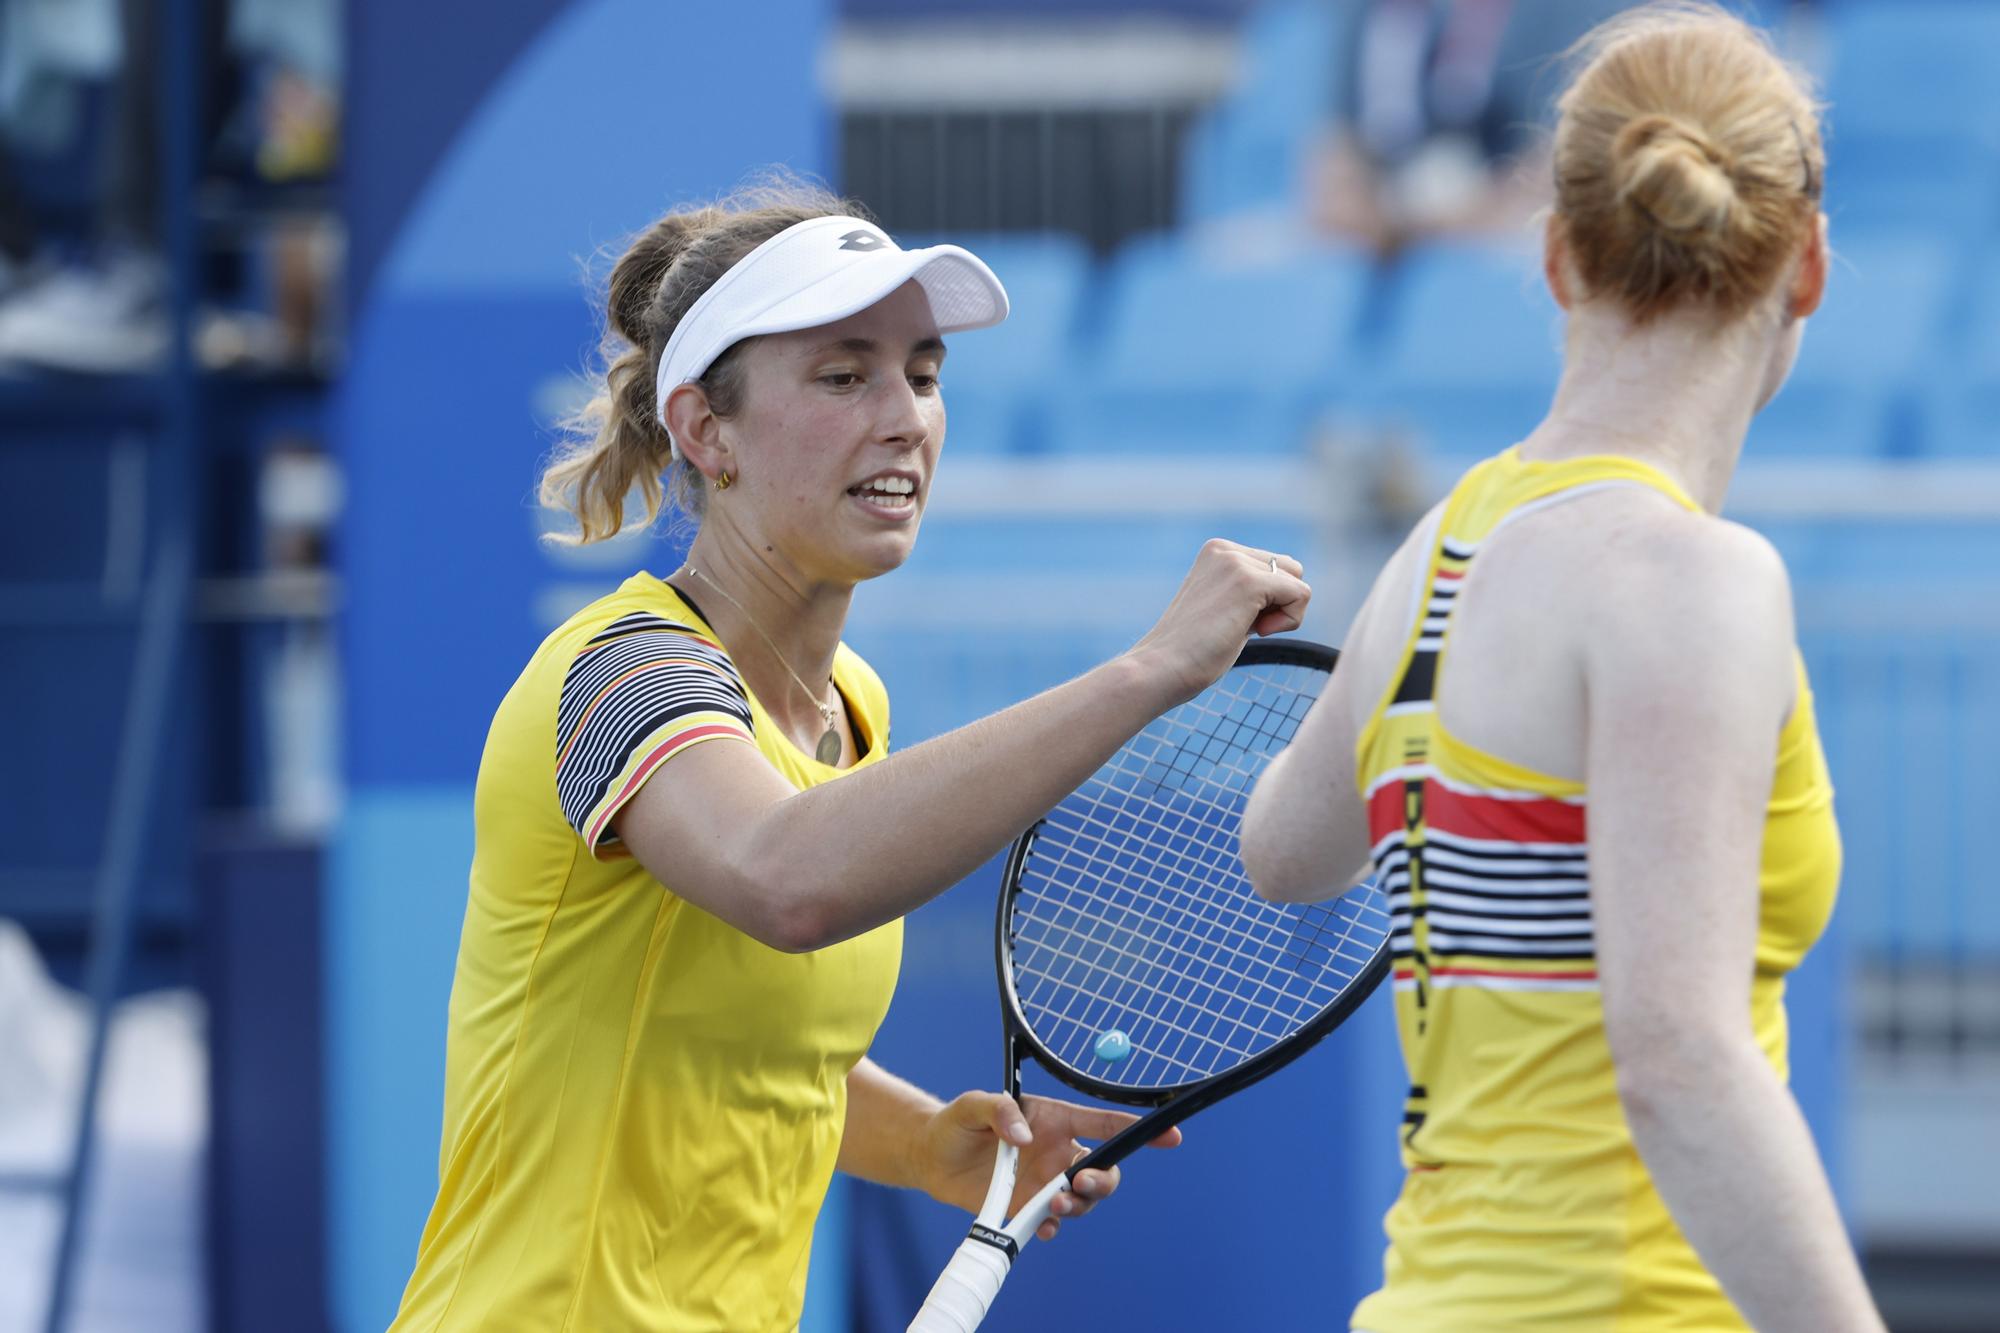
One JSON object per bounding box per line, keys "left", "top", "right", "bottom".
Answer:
{"left": 1250, "top": 446, "right": 1801, "bottom": 901}
{"left": 1337, "top": 482, "right": 1702, "bottom": 785}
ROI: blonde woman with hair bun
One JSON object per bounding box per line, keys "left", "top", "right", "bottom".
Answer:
{"left": 1244, "top": 5, "right": 1887, "bottom": 1330}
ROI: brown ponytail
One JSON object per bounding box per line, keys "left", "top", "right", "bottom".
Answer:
{"left": 540, "top": 177, "right": 872, "bottom": 544}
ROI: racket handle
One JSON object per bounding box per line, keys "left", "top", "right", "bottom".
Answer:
{"left": 906, "top": 1232, "right": 1013, "bottom": 1333}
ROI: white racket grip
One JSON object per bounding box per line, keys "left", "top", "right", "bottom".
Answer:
{"left": 907, "top": 1233, "right": 1013, "bottom": 1333}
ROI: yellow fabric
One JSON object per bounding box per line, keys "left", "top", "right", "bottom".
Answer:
{"left": 391, "top": 573, "right": 902, "bottom": 1333}
{"left": 1351, "top": 448, "right": 1841, "bottom": 1331}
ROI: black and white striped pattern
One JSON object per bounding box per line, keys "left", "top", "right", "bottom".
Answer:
{"left": 1412, "top": 538, "right": 1477, "bottom": 653}
{"left": 556, "top": 613, "right": 755, "bottom": 841}
{"left": 1376, "top": 828, "right": 1594, "bottom": 962}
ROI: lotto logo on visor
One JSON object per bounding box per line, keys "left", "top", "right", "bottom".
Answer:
{"left": 654, "top": 214, "right": 1009, "bottom": 447}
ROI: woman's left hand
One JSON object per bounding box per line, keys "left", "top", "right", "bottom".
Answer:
{"left": 917, "top": 1090, "right": 1183, "bottom": 1242}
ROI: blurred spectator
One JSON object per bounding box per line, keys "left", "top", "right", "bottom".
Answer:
{"left": 0, "top": 0, "right": 338, "bottom": 375}
{"left": 1307, "top": 0, "right": 1624, "bottom": 256}
{"left": 0, "top": 0, "right": 187, "bottom": 371}
{"left": 221, "top": 0, "right": 341, "bottom": 182}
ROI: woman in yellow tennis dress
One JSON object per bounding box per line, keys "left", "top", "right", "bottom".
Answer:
{"left": 386, "top": 185, "right": 1311, "bottom": 1332}
{"left": 1244, "top": 6, "right": 1886, "bottom": 1331}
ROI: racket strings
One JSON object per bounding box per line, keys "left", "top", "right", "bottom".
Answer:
{"left": 1018, "top": 675, "right": 1317, "bottom": 1007}
{"left": 1013, "top": 895, "right": 1381, "bottom": 1084}
{"left": 1017, "top": 906, "right": 1336, "bottom": 1041}
{"left": 1018, "top": 802, "right": 1372, "bottom": 1030}
{"left": 1016, "top": 792, "right": 1381, "bottom": 1082}
{"left": 1010, "top": 662, "right": 1392, "bottom": 1091}
{"left": 1016, "top": 860, "right": 1386, "bottom": 1081}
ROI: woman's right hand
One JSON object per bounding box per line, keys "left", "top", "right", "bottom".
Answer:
{"left": 1125, "top": 539, "right": 1311, "bottom": 705}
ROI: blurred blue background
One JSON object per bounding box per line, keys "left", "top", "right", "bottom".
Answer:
{"left": 0, "top": 0, "right": 1995, "bottom": 1330}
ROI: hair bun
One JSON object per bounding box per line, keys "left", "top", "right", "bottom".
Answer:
{"left": 1613, "top": 113, "right": 1740, "bottom": 237}
{"left": 1553, "top": 5, "right": 1820, "bottom": 322}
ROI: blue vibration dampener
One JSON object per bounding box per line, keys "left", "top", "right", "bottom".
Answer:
{"left": 1094, "top": 1028, "right": 1133, "bottom": 1063}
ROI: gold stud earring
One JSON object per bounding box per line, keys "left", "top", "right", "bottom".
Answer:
{"left": 715, "top": 471, "right": 732, "bottom": 491}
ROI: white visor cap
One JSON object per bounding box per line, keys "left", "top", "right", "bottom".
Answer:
{"left": 653, "top": 215, "right": 1009, "bottom": 447}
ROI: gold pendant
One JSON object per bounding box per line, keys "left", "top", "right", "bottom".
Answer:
{"left": 815, "top": 726, "right": 842, "bottom": 766}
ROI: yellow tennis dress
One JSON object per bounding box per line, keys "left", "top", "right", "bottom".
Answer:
{"left": 1350, "top": 448, "right": 1841, "bottom": 1330}
{"left": 390, "top": 573, "right": 902, "bottom": 1333}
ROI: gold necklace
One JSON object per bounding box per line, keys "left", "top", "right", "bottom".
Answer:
{"left": 682, "top": 566, "right": 843, "bottom": 765}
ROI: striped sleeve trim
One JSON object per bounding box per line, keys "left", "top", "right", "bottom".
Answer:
{"left": 556, "top": 613, "right": 756, "bottom": 854}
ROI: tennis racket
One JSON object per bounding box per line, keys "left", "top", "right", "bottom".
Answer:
{"left": 908, "top": 638, "right": 1392, "bottom": 1333}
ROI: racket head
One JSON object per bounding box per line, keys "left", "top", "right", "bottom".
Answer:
{"left": 996, "top": 638, "right": 1392, "bottom": 1108}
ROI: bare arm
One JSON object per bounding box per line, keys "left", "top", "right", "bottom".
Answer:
{"left": 615, "top": 540, "right": 1309, "bottom": 952}
{"left": 1238, "top": 626, "right": 1374, "bottom": 902}
{"left": 1243, "top": 513, "right": 1436, "bottom": 902}
{"left": 1587, "top": 519, "right": 1883, "bottom": 1332}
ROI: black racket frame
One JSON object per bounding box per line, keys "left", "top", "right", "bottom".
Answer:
{"left": 991, "top": 638, "right": 1392, "bottom": 1179}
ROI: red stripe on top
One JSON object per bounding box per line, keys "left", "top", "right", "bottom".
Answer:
{"left": 584, "top": 722, "right": 750, "bottom": 848}
{"left": 1367, "top": 774, "right": 1585, "bottom": 846}
{"left": 1426, "top": 781, "right": 1584, "bottom": 844}
{"left": 1432, "top": 566, "right": 1466, "bottom": 583}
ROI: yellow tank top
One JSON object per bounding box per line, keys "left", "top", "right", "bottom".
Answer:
{"left": 390, "top": 573, "right": 903, "bottom": 1333}
{"left": 1350, "top": 448, "right": 1841, "bottom": 1331}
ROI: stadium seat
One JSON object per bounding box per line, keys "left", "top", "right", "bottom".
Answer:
{"left": 1358, "top": 243, "right": 1563, "bottom": 462}
{"left": 1040, "top": 234, "right": 1369, "bottom": 455}
{"left": 1923, "top": 252, "right": 2000, "bottom": 458}
{"left": 1930, "top": 375, "right": 2000, "bottom": 458}
{"left": 907, "top": 515, "right": 1317, "bottom": 578}
{"left": 1820, "top": 3, "right": 2000, "bottom": 240}
{"left": 1180, "top": 0, "right": 1348, "bottom": 220}
{"left": 1797, "top": 623, "right": 2000, "bottom": 956}
{"left": 1789, "top": 520, "right": 2000, "bottom": 584}
{"left": 1824, "top": 4, "right": 2000, "bottom": 146}
{"left": 1751, "top": 237, "right": 1953, "bottom": 459}
{"left": 1180, "top": 105, "right": 1307, "bottom": 225}
{"left": 1824, "top": 139, "right": 2000, "bottom": 244}
{"left": 909, "top": 233, "right": 1092, "bottom": 455}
